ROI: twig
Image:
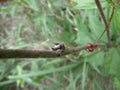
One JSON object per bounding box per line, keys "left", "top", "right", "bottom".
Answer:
{"left": 0, "top": 43, "right": 112, "bottom": 59}
{"left": 109, "top": 7, "right": 115, "bottom": 24}
{"left": 95, "top": 0, "right": 108, "bottom": 27}
{"left": 112, "top": 0, "right": 120, "bottom": 7}
{"left": 95, "top": 0, "right": 111, "bottom": 46}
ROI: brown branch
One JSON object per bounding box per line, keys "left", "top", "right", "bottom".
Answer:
{"left": 112, "top": 0, "right": 120, "bottom": 7}
{"left": 109, "top": 7, "right": 115, "bottom": 25}
{"left": 95, "top": 0, "right": 111, "bottom": 46}
{"left": 95, "top": 0, "right": 108, "bottom": 27}
{"left": 0, "top": 43, "right": 108, "bottom": 59}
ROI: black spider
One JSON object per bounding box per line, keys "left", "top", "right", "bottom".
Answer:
{"left": 52, "top": 43, "right": 65, "bottom": 51}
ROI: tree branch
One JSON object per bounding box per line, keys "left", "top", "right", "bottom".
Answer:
{"left": 95, "top": 0, "right": 111, "bottom": 46}
{"left": 0, "top": 43, "right": 108, "bottom": 59}
{"left": 95, "top": 0, "right": 108, "bottom": 27}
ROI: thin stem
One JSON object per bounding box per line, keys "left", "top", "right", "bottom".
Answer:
{"left": 97, "top": 29, "right": 106, "bottom": 41}
{"left": 109, "top": 7, "right": 115, "bottom": 24}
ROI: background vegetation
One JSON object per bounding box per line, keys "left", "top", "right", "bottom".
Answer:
{"left": 0, "top": 0, "right": 120, "bottom": 90}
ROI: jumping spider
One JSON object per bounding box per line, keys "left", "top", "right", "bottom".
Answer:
{"left": 52, "top": 43, "right": 65, "bottom": 56}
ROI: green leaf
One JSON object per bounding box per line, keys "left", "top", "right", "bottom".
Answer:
{"left": 53, "top": 0, "right": 68, "bottom": 8}
{"left": 113, "top": 7, "right": 120, "bottom": 31}
{"left": 73, "top": 0, "right": 107, "bottom": 9}
{"left": 103, "top": 48, "right": 120, "bottom": 78}
{"left": 75, "top": 21, "right": 93, "bottom": 45}
{"left": 81, "top": 60, "right": 88, "bottom": 90}
{"left": 21, "top": 0, "right": 39, "bottom": 11}
{"left": 86, "top": 51, "right": 104, "bottom": 74}
{"left": 87, "top": 52, "right": 104, "bottom": 67}
{"left": 0, "top": 61, "right": 6, "bottom": 74}
{"left": 9, "top": 1, "right": 19, "bottom": 16}
{"left": 29, "top": 0, "right": 39, "bottom": 11}
{"left": 8, "top": 63, "right": 78, "bottom": 79}
{"left": 106, "top": 0, "right": 114, "bottom": 3}
{"left": 103, "top": 50, "right": 112, "bottom": 76}
{"left": 0, "top": 7, "right": 9, "bottom": 13}
{"left": 56, "top": 19, "right": 76, "bottom": 43}
{"left": 16, "top": 65, "right": 22, "bottom": 75}
{"left": 109, "top": 48, "right": 120, "bottom": 79}
{"left": 0, "top": 80, "right": 15, "bottom": 86}
{"left": 88, "top": 11, "right": 106, "bottom": 42}
{"left": 114, "top": 77, "right": 120, "bottom": 90}
{"left": 21, "top": 0, "right": 29, "bottom": 6}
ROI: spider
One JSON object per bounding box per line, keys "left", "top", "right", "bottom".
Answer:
{"left": 52, "top": 43, "right": 65, "bottom": 56}
{"left": 52, "top": 43, "right": 65, "bottom": 51}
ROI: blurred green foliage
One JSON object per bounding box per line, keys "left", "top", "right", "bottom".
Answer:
{"left": 0, "top": 0, "right": 120, "bottom": 90}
